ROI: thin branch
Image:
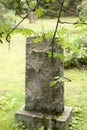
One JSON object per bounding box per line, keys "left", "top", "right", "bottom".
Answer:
{"left": 59, "top": 20, "right": 77, "bottom": 24}
{"left": 0, "top": 32, "right": 4, "bottom": 43}
{"left": 63, "top": 76, "right": 71, "bottom": 82}
{"left": 26, "top": 0, "right": 41, "bottom": 11}
{"left": 6, "top": 0, "right": 87, "bottom": 45}
{"left": 26, "top": 0, "right": 33, "bottom": 11}
{"left": 33, "top": 0, "right": 41, "bottom": 11}
{"left": 6, "top": 14, "right": 29, "bottom": 42}
{"left": 26, "top": 0, "right": 30, "bottom": 7}
{"left": 51, "top": 0, "right": 64, "bottom": 61}
{"left": 6, "top": 0, "right": 41, "bottom": 42}
{"left": 59, "top": 20, "right": 87, "bottom": 25}
{"left": 17, "top": 12, "right": 28, "bottom": 18}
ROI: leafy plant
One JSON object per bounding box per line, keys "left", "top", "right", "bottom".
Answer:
{"left": 64, "top": 32, "right": 87, "bottom": 69}
{"left": 0, "top": 94, "right": 16, "bottom": 111}
{"left": 69, "top": 107, "right": 85, "bottom": 130}
{"left": 12, "top": 122, "right": 28, "bottom": 130}
{"left": 12, "top": 124, "right": 53, "bottom": 130}
{"left": 77, "top": 0, "right": 87, "bottom": 22}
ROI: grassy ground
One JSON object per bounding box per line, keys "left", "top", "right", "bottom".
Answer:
{"left": 0, "top": 35, "right": 25, "bottom": 130}
{"left": 65, "top": 69, "right": 87, "bottom": 130}
{"left": 0, "top": 18, "right": 87, "bottom": 130}
{"left": 16, "top": 16, "right": 82, "bottom": 34}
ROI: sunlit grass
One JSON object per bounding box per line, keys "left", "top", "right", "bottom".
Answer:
{"left": 0, "top": 34, "right": 25, "bottom": 130}
{"left": 64, "top": 69, "right": 87, "bottom": 130}
{"left": 16, "top": 16, "right": 82, "bottom": 35}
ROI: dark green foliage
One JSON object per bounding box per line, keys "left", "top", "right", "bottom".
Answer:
{"left": 12, "top": 122, "right": 28, "bottom": 130}
{"left": 12, "top": 123, "right": 52, "bottom": 130}
{"left": 77, "top": 0, "right": 87, "bottom": 21}
{"left": 69, "top": 107, "right": 85, "bottom": 130}
{"left": 63, "top": 0, "right": 82, "bottom": 16}
{"left": 64, "top": 32, "right": 87, "bottom": 69}
{"left": 5, "top": 0, "right": 82, "bottom": 17}
{"left": 40, "top": 0, "right": 82, "bottom": 17}
{"left": 39, "top": 0, "right": 59, "bottom": 18}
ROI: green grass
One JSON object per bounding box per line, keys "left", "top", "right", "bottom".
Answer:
{"left": 0, "top": 18, "right": 87, "bottom": 130}
{"left": 0, "top": 35, "right": 25, "bottom": 130}
{"left": 16, "top": 16, "right": 82, "bottom": 34}
{"left": 64, "top": 69, "right": 87, "bottom": 130}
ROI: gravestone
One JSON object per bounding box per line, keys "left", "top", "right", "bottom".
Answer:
{"left": 15, "top": 37, "right": 72, "bottom": 130}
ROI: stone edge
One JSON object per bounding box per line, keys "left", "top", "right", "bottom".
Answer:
{"left": 15, "top": 106, "right": 72, "bottom": 126}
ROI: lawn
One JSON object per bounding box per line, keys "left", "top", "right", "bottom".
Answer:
{"left": 16, "top": 16, "right": 82, "bottom": 34}
{"left": 0, "top": 34, "right": 25, "bottom": 130}
{"left": 0, "top": 18, "right": 87, "bottom": 130}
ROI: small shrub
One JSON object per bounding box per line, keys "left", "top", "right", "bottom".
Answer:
{"left": 64, "top": 33, "right": 87, "bottom": 69}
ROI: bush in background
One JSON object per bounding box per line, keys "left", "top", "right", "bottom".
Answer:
{"left": 64, "top": 31, "right": 87, "bottom": 69}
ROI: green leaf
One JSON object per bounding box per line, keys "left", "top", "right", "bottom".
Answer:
{"left": 29, "top": 0, "right": 37, "bottom": 8}
{"left": 46, "top": 51, "right": 64, "bottom": 59}
{"left": 19, "top": 28, "right": 33, "bottom": 37}
{"left": 54, "top": 76, "right": 60, "bottom": 80}
{"left": 50, "top": 80, "right": 58, "bottom": 87}
{"left": 51, "top": 0, "right": 56, "bottom": 2}
{"left": 45, "top": 31, "right": 53, "bottom": 39}
{"left": 57, "top": 27, "right": 67, "bottom": 37}
{"left": 39, "top": 126, "right": 44, "bottom": 130}
{"left": 46, "top": 0, "right": 50, "bottom": 2}
{"left": 54, "top": 52, "right": 64, "bottom": 59}
{"left": 8, "top": 0, "right": 13, "bottom": 3}
{"left": 33, "top": 36, "right": 44, "bottom": 44}
{"left": 35, "top": 8, "right": 44, "bottom": 18}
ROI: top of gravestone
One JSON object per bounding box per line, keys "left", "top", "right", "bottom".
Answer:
{"left": 26, "top": 37, "right": 53, "bottom": 53}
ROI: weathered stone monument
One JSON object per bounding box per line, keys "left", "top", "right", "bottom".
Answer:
{"left": 15, "top": 37, "right": 72, "bottom": 130}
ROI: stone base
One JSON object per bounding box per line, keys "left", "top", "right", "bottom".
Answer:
{"left": 15, "top": 106, "right": 72, "bottom": 130}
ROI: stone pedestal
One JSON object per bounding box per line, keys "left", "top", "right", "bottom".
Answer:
{"left": 16, "top": 106, "right": 72, "bottom": 130}
{"left": 15, "top": 37, "right": 72, "bottom": 130}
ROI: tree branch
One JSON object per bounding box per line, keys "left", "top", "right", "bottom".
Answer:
{"left": 26, "top": 0, "right": 33, "bottom": 11}
{"left": 6, "top": 0, "right": 87, "bottom": 48}
{"left": 59, "top": 20, "right": 87, "bottom": 24}
{"left": 6, "top": 14, "right": 29, "bottom": 43}
{"left": 51, "top": 0, "right": 64, "bottom": 61}
{"left": 33, "top": 0, "right": 41, "bottom": 11}
{"left": 6, "top": 0, "right": 41, "bottom": 43}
